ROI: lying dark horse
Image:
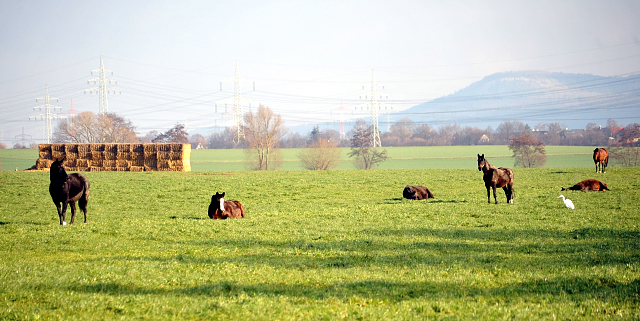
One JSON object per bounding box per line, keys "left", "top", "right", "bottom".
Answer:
{"left": 593, "top": 148, "right": 609, "bottom": 173}
{"left": 49, "top": 158, "right": 90, "bottom": 225}
{"left": 562, "top": 179, "right": 609, "bottom": 191}
{"left": 403, "top": 185, "right": 434, "bottom": 200}
{"left": 477, "top": 154, "right": 514, "bottom": 204}
{"left": 208, "top": 192, "right": 245, "bottom": 219}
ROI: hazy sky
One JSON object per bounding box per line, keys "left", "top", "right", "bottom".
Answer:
{"left": 1, "top": 0, "right": 639, "bottom": 144}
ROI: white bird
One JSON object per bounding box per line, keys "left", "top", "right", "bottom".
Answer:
{"left": 558, "top": 195, "right": 574, "bottom": 209}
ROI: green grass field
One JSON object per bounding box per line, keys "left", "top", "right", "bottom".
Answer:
{"left": 1, "top": 164, "right": 638, "bottom": 319}
{"left": 1, "top": 145, "right": 597, "bottom": 171}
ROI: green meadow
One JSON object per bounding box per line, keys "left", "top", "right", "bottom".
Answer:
{"left": 1, "top": 145, "right": 596, "bottom": 172}
{"left": 0, "top": 152, "right": 638, "bottom": 319}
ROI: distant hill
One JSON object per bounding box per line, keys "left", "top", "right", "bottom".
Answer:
{"left": 390, "top": 71, "right": 640, "bottom": 130}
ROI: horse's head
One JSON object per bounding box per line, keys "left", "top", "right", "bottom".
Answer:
{"left": 477, "top": 154, "right": 486, "bottom": 171}
{"left": 212, "top": 192, "right": 226, "bottom": 211}
{"left": 50, "top": 158, "right": 68, "bottom": 181}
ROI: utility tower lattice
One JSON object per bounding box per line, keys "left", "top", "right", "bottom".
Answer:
{"left": 218, "top": 61, "right": 255, "bottom": 144}
{"left": 30, "top": 85, "right": 64, "bottom": 144}
{"left": 332, "top": 100, "right": 350, "bottom": 140}
{"left": 13, "top": 127, "right": 35, "bottom": 148}
{"left": 85, "top": 56, "right": 119, "bottom": 115}
{"left": 359, "top": 70, "right": 390, "bottom": 147}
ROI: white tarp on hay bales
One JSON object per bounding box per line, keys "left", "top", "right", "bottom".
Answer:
{"left": 36, "top": 143, "right": 191, "bottom": 172}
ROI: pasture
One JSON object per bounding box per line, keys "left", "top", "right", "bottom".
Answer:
{"left": 1, "top": 165, "right": 639, "bottom": 319}
{"left": 1, "top": 145, "right": 597, "bottom": 171}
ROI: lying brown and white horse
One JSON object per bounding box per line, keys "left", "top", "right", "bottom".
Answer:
{"left": 477, "top": 154, "right": 514, "bottom": 204}
{"left": 208, "top": 192, "right": 245, "bottom": 219}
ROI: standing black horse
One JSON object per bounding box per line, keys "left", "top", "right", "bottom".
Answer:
{"left": 477, "top": 154, "right": 514, "bottom": 204}
{"left": 49, "top": 158, "right": 90, "bottom": 225}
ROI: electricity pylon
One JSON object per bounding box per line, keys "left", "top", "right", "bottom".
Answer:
{"left": 218, "top": 61, "right": 254, "bottom": 144}
{"left": 331, "top": 100, "right": 350, "bottom": 140}
{"left": 13, "top": 127, "right": 35, "bottom": 148}
{"left": 85, "top": 56, "right": 119, "bottom": 114}
{"left": 359, "top": 70, "right": 390, "bottom": 147}
{"left": 30, "top": 85, "right": 63, "bottom": 144}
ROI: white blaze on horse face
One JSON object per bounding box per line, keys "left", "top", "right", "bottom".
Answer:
{"left": 219, "top": 198, "right": 225, "bottom": 212}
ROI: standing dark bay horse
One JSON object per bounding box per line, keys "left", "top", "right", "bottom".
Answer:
{"left": 208, "top": 192, "right": 245, "bottom": 219}
{"left": 477, "top": 154, "right": 514, "bottom": 204}
{"left": 593, "top": 148, "right": 609, "bottom": 173}
{"left": 49, "top": 158, "right": 90, "bottom": 225}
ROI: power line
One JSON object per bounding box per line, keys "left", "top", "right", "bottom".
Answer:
{"left": 85, "top": 56, "right": 120, "bottom": 114}
{"left": 29, "top": 85, "right": 63, "bottom": 144}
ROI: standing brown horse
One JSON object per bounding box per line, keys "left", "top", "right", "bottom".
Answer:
{"left": 593, "top": 148, "right": 609, "bottom": 173}
{"left": 49, "top": 158, "right": 90, "bottom": 225}
{"left": 477, "top": 154, "right": 514, "bottom": 204}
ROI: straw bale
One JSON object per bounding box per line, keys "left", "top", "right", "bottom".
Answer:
{"left": 104, "top": 152, "right": 117, "bottom": 160}
{"left": 103, "top": 160, "right": 116, "bottom": 168}
{"left": 63, "top": 159, "right": 77, "bottom": 167}
{"left": 89, "top": 167, "right": 102, "bottom": 172}
{"left": 91, "top": 151, "right": 104, "bottom": 160}
{"left": 90, "top": 159, "right": 103, "bottom": 167}
{"left": 65, "top": 167, "right": 79, "bottom": 171}
{"left": 65, "top": 144, "right": 78, "bottom": 153}
{"left": 172, "top": 160, "right": 184, "bottom": 167}
{"left": 52, "top": 151, "right": 65, "bottom": 159}
{"left": 157, "top": 143, "right": 171, "bottom": 152}
{"left": 103, "top": 167, "right": 116, "bottom": 172}
{"left": 143, "top": 165, "right": 155, "bottom": 172}
{"left": 104, "top": 143, "right": 117, "bottom": 153}
{"left": 77, "top": 144, "right": 91, "bottom": 159}
{"left": 157, "top": 151, "right": 170, "bottom": 160}
{"left": 143, "top": 144, "right": 157, "bottom": 154}
{"left": 76, "top": 167, "right": 89, "bottom": 172}
{"left": 65, "top": 151, "right": 78, "bottom": 160}
{"left": 117, "top": 152, "right": 132, "bottom": 160}
{"left": 170, "top": 143, "right": 184, "bottom": 152}
{"left": 37, "top": 159, "right": 53, "bottom": 169}
{"left": 52, "top": 144, "right": 65, "bottom": 152}
{"left": 39, "top": 144, "right": 52, "bottom": 153}
{"left": 157, "top": 160, "right": 172, "bottom": 169}
{"left": 90, "top": 144, "right": 105, "bottom": 152}
{"left": 144, "top": 159, "right": 157, "bottom": 169}
{"left": 131, "top": 143, "right": 144, "bottom": 153}
{"left": 131, "top": 158, "right": 145, "bottom": 167}
{"left": 130, "top": 166, "right": 144, "bottom": 172}
{"left": 116, "top": 166, "right": 129, "bottom": 172}
{"left": 116, "top": 159, "right": 131, "bottom": 168}
{"left": 173, "top": 166, "right": 185, "bottom": 171}
{"left": 39, "top": 150, "right": 53, "bottom": 160}
{"left": 117, "top": 144, "right": 131, "bottom": 153}
{"left": 76, "top": 159, "right": 90, "bottom": 167}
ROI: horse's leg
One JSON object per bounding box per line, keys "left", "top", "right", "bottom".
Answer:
{"left": 69, "top": 202, "right": 77, "bottom": 224}
{"left": 486, "top": 186, "right": 491, "bottom": 204}
{"left": 79, "top": 195, "right": 88, "bottom": 223}
{"left": 54, "top": 202, "right": 64, "bottom": 225}
{"left": 492, "top": 184, "right": 498, "bottom": 204}
{"left": 60, "top": 201, "right": 69, "bottom": 226}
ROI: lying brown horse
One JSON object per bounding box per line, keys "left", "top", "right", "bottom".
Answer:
{"left": 403, "top": 185, "right": 434, "bottom": 200}
{"left": 208, "top": 192, "right": 245, "bottom": 219}
{"left": 562, "top": 179, "right": 609, "bottom": 191}
{"left": 593, "top": 148, "right": 609, "bottom": 173}
{"left": 477, "top": 154, "right": 514, "bottom": 204}
{"left": 49, "top": 158, "right": 90, "bottom": 225}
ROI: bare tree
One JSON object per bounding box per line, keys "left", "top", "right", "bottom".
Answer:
{"left": 243, "top": 105, "right": 287, "bottom": 170}
{"left": 298, "top": 138, "right": 342, "bottom": 170}
{"left": 496, "top": 120, "right": 525, "bottom": 144}
{"left": 389, "top": 118, "right": 415, "bottom": 144}
{"left": 509, "top": 133, "right": 546, "bottom": 168}
{"left": 348, "top": 124, "right": 388, "bottom": 170}
{"left": 53, "top": 111, "right": 138, "bottom": 143}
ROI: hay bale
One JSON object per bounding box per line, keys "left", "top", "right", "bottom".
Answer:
{"left": 157, "top": 143, "right": 171, "bottom": 152}
{"left": 144, "top": 159, "right": 157, "bottom": 169}
{"left": 76, "top": 159, "right": 90, "bottom": 167}
{"left": 39, "top": 144, "right": 53, "bottom": 160}
{"left": 117, "top": 144, "right": 131, "bottom": 153}
{"left": 104, "top": 143, "right": 117, "bottom": 153}
{"left": 104, "top": 152, "right": 116, "bottom": 160}
{"left": 157, "top": 160, "right": 172, "bottom": 169}
{"left": 116, "top": 159, "right": 131, "bottom": 168}
{"left": 90, "top": 159, "right": 103, "bottom": 167}
{"left": 65, "top": 151, "right": 79, "bottom": 160}
{"left": 63, "top": 159, "right": 77, "bottom": 168}
{"left": 51, "top": 143, "right": 65, "bottom": 159}
{"left": 130, "top": 166, "right": 144, "bottom": 172}
{"left": 117, "top": 152, "right": 132, "bottom": 160}
{"left": 91, "top": 151, "right": 104, "bottom": 160}
{"left": 66, "top": 144, "right": 78, "bottom": 153}
{"left": 37, "top": 159, "right": 53, "bottom": 170}
{"left": 131, "top": 143, "right": 144, "bottom": 154}
{"left": 89, "top": 167, "right": 103, "bottom": 172}
{"left": 90, "top": 144, "right": 105, "bottom": 152}
{"left": 131, "top": 157, "right": 145, "bottom": 167}
{"left": 103, "top": 160, "right": 116, "bottom": 168}
{"left": 157, "top": 151, "right": 170, "bottom": 160}
{"left": 78, "top": 144, "right": 91, "bottom": 159}
{"left": 76, "top": 167, "right": 89, "bottom": 172}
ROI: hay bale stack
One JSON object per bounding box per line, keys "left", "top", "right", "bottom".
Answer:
{"left": 36, "top": 143, "right": 191, "bottom": 172}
